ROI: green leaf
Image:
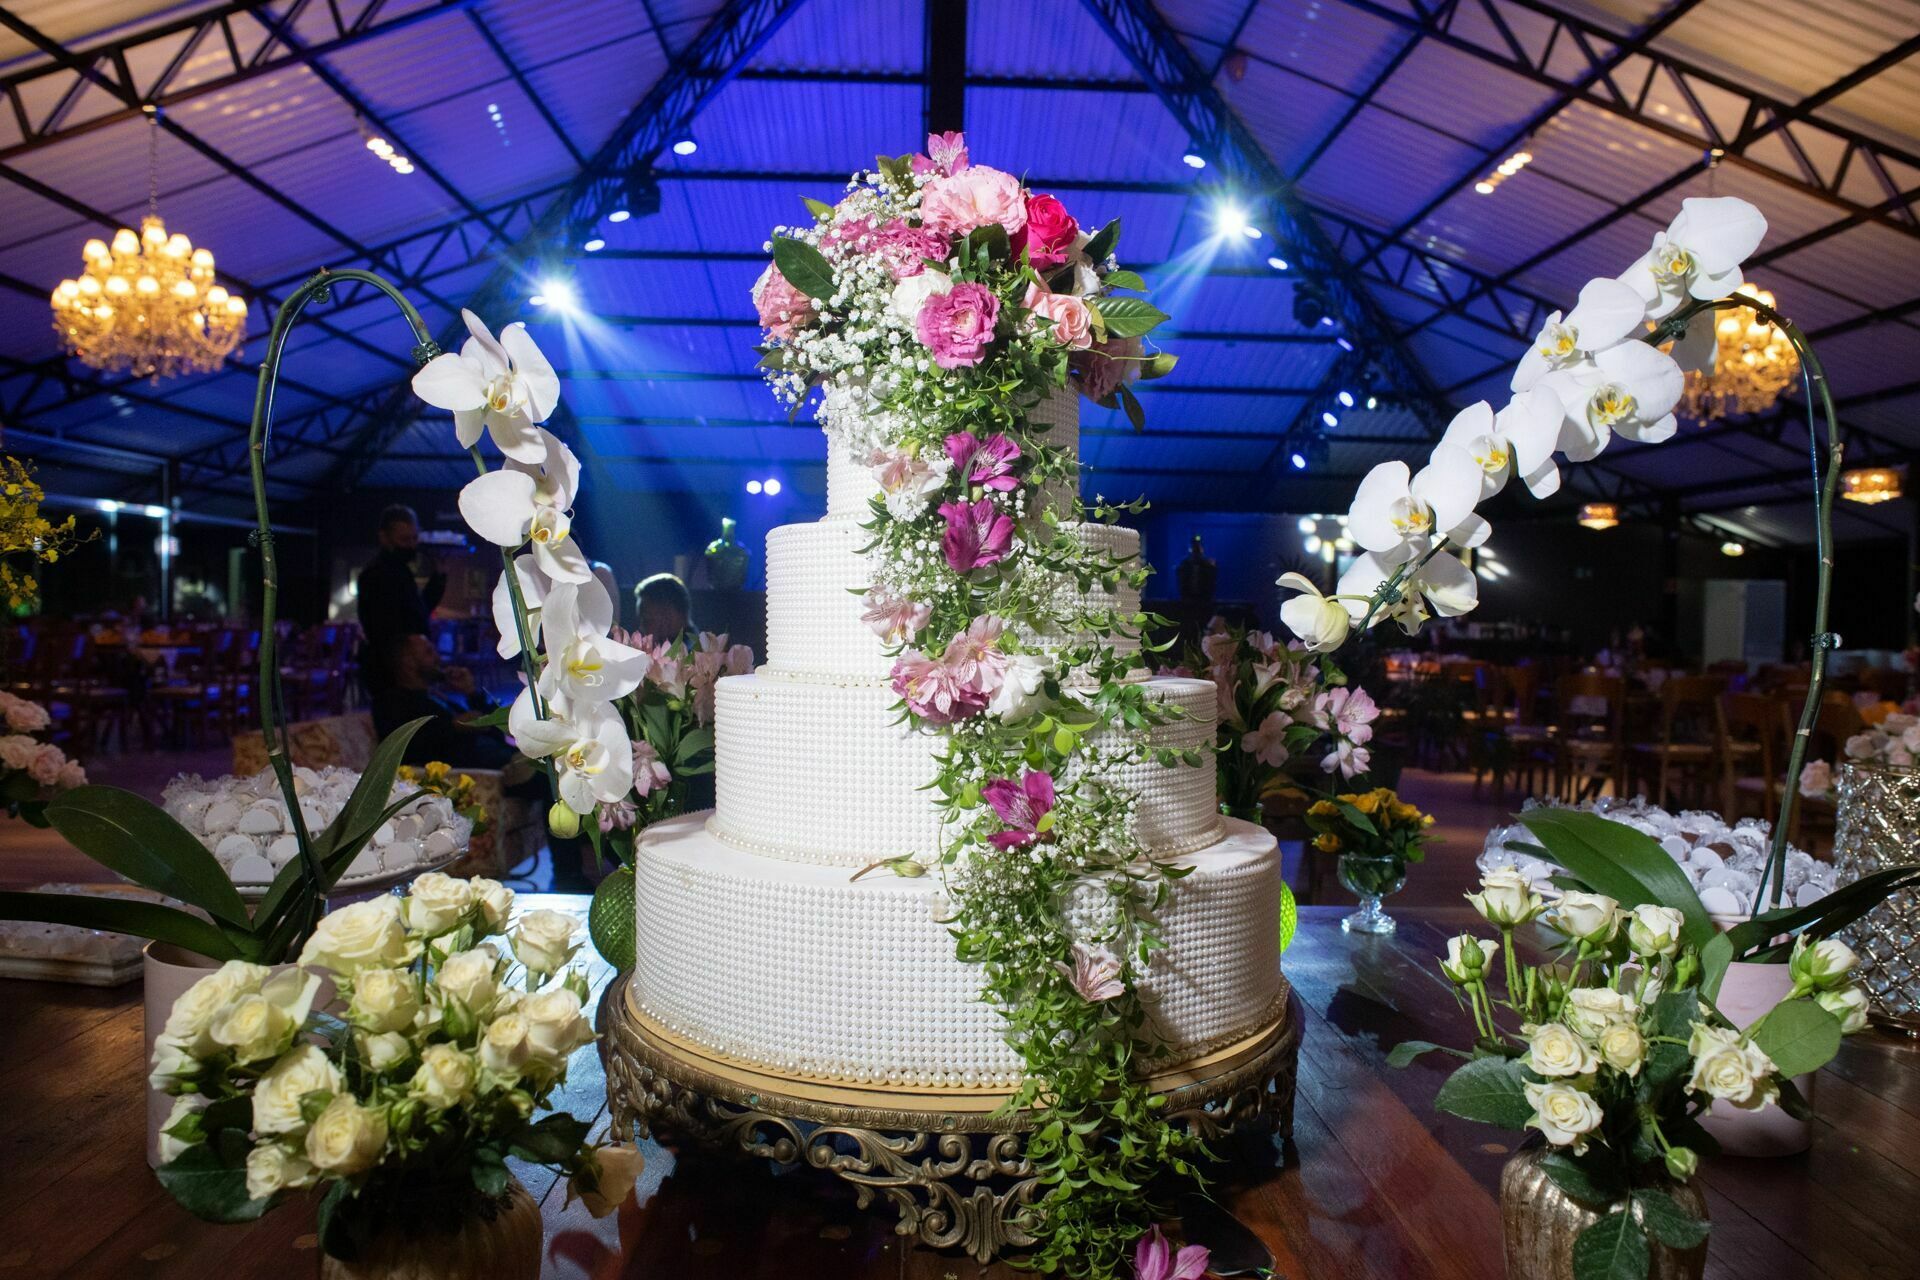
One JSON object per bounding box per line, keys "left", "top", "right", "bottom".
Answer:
{"left": 507, "top": 1112, "right": 591, "bottom": 1165}
{"left": 1748, "top": 997, "right": 1843, "bottom": 1078}
{"left": 464, "top": 704, "right": 509, "bottom": 730}
{"left": 44, "top": 787, "right": 251, "bottom": 929}
{"left": 156, "top": 1143, "right": 271, "bottom": 1224}
{"left": 1640, "top": 989, "right": 1700, "bottom": 1089}
{"left": 1518, "top": 810, "right": 1713, "bottom": 947}
{"left": 1723, "top": 864, "right": 1920, "bottom": 960}
{"left": 1084, "top": 218, "right": 1120, "bottom": 264}
{"left": 1540, "top": 1150, "right": 1620, "bottom": 1207}
{"left": 1631, "top": 1188, "right": 1710, "bottom": 1250}
{"left": 968, "top": 223, "right": 1010, "bottom": 262}
{"left": 315, "top": 1179, "right": 365, "bottom": 1262}
{"left": 1699, "top": 932, "right": 1734, "bottom": 1004}
{"left": 1138, "top": 351, "right": 1178, "bottom": 382}
{"left": 1386, "top": 1039, "right": 1450, "bottom": 1068}
{"left": 1572, "top": 1211, "right": 1649, "bottom": 1280}
{"left": 1102, "top": 269, "right": 1145, "bottom": 292}
{"left": 674, "top": 727, "right": 714, "bottom": 765}
{"left": 1096, "top": 297, "right": 1169, "bottom": 339}
{"left": 1115, "top": 382, "right": 1146, "bottom": 432}
{"left": 0, "top": 889, "right": 245, "bottom": 960}
{"left": 802, "top": 196, "right": 834, "bottom": 220}
{"left": 771, "top": 236, "right": 835, "bottom": 302}
{"left": 1432, "top": 1055, "right": 1532, "bottom": 1128}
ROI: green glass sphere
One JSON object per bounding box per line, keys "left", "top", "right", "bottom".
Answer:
{"left": 588, "top": 864, "right": 637, "bottom": 970}
{"left": 1278, "top": 877, "right": 1298, "bottom": 953}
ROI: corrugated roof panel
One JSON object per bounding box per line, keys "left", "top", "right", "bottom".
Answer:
{"left": 576, "top": 258, "right": 726, "bottom": 319}
{"left": 1844, "top": 389, "right": 1920, "bottom": 445}
{"left": 1771, "top": 221, "right": 1920, "bottom": 313}
{"left": 968, "top": 0, "right": 1140, "bottom": 79}
{"left": 1298, "top": 107, "right": 1488, "bottom": 228}
{"left": 1167, "top": 336, "right": 1341, "bottom": 390}
{"left": 1224, "top": 56, "right": 1370, "bottom": 176}
{"left": 517, "top": 30, "right": 672, "bottom": 160}
{"left": 1371, "top": 40, "right": 1563, "bottom": 152}
{"left": 967, "top": 88, "right": 1192, "bottom": 186}
{"left": 1814, "top": 321, "right": 1920, "bottom": 401}
{"left": 321, "top": 18, "right": 500, "bottom": 117}
{"left": 483, "top": 0, "right": 658, "bottom": 63}
{"left": 678, "top": 79, "right": 920, "bottom": 174}
{"left": 1234, "top": 0, "right": 1408, "bottom": 97}
{"left": 377, "top": 82, "right": 577, "bottom": 207}
{"left": 1163, "top": 0, "right": 1260, "bottom": 53}
{"left": 751, "top": 0, "right": 922, "bottom": 72}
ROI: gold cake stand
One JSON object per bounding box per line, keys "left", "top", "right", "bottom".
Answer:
{"left": 599, "top": 973, "right": 1303, "bottom": 1262}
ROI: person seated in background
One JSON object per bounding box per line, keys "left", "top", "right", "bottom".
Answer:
{"left": 371, "top": 633, "right": 520, "bottom": 771}
{"left": 358, "top": 504, "right": 446, "bottom": 694}
{"left": 633, "top": 573, "right": 695, "bottom": 648}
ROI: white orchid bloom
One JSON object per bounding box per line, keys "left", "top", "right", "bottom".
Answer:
{"left": 1440, "top": 391, "right": 1565, "bottom": 501}
{"left": 492, "top": 554, "right": 549, "bottom": 660}
{"left": 1276, "top": 573, "right": 1351, "bottom": 652}
{"left": 536, "top": 577, "right": 649, "bottom": 705}
{"left": 1621, "top": 197, "right": 1768, "bottom": 320}
{"left": 508, "top": 692, "right": 635, "bottom": 815}
{"left": 1337, "top": 549, "right": 1478, "bottom": 634}
{"left": 1511, "top": 278, "right": 1647, "bottom": 394}
{"left": 458, "top": 428, "right": 591, "bottom": 583}
{"left": 1347, "top": 447, "right": 1488, "bottom": 566}
{"left": 1545, "top": 341, "right": 1685, "bottom": 461}
{"left": 411, "top": 310, "right": 561, "bottom": 464}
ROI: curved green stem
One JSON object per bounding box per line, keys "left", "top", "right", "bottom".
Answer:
{"left": 248, "top": 269, "right": 438, "bottom": 943}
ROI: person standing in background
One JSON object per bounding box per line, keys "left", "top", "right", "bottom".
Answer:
{"left": 633, "top": 573, "right": 696, "bottom": 649}
{"left": 591, "top": 560, "right": 621, "bottom": 630}
{"left": 357, "top": 504, "right": 445, "bottom": 694}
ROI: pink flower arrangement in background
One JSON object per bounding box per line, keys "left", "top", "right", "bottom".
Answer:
{"left": 861, "top": 588, "right": 932, "bottom": 646}
{"left": 1057, "top": 941, "right": 1124, "bottom": 1002}
{"left": 916, "top": 282, "right": 1001, "bottom": 369}
{"left": 630, "top": 740, "right": 671, "bottom": 798}
{"left": 0, "top": 691, "right": 50, "bottom": 734}
{"left": 982, "top": 768, "right": 1056, "bottom": 850}
{"left": 1012, "top": 193, "right": 1079, "bottom": 270}
{"left": 938, "top": 496, "right": 1015, "bottom": 573}
{"left": 944, "top": 431, "right": 1022, "bottom": 491}
{"left": 751, "top": 264, "right": 814, "bottom": 341}
{"left": 1242, "top": 711, "right": 1292, "bottom": 767}
{"left": 918, "top": 165, "right": 1026, "bottom": 238}
{"left": 1022, "top": 283, "right": 1093, "bottom": 349}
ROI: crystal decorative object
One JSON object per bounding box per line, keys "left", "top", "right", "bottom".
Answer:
{"left": 1677, "top": 285, "right": 1798, "bottom": 424}
{"left": 1833, "top": 762, "right": 1920, "bottom": 1029}
{"left": 1337, "top": 851, "right": 1405, "bottom": 935}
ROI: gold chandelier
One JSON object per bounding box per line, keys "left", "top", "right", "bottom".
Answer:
{"left": 50, "top": 111, "right": 247, "bottom": 380}
{"left": 1577, "top": 503, "right": 1620, "bottom": 530}
{"left": 1677, "top": 285, "right": 1798, "bottom": 423}
{"left": 1841, "top": 467, "right": 1903, "bottom": 505}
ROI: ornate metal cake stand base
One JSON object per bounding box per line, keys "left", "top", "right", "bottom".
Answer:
{"left": 598, "top": 973, "right": 1303, "bottom": 1263}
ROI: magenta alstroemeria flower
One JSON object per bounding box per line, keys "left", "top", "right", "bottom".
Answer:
{"left": 944, "top": 431, "right": 1023, "bottom": 492}
{"left": 1056, "top": 941, "right": 1124, "bottom": 1002}
{"left": 983, "top": 769, "right": 1055, "bottom": 850}
{"left": 939, "top": 497, "right": 1015, "bottom": 573}
{"left": 890, "top": 651, "right": 987, "bottom": 726}
{"left": 1134, "top": 1224, "right": 1210, "bottom": 1280}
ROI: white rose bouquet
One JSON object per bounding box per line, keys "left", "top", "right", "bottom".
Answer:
{"left": 150, "top": 873, "right": 639, "bottom": 1262}
{"left": 1397, "top": 808, "right": 1883, "bottom": 1280}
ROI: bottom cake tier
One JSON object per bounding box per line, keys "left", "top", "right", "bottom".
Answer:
{"left": 630, "top": 812, "right": 1284, "bottom": 1090}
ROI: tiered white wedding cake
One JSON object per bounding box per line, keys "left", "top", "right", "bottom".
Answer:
{"left": 631, "top": 394, "right": 1283, "bottom": 1090}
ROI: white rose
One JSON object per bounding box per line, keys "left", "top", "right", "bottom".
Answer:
{"left": 304, "top": 1095, "right": 388, "bottom": 1175}
{"left": 1523, "top": 1081, "right": 1603, "bottom": 1151}
{"left": 480, "top": 1012, "right": 533, "bottom": 1076}
{"left": 157, "top": 1096, "right": 206, "bottom": 1165}
{"left": 469, "top": 878, "right": 514, "bottom": 933}
{"left": 1597, "top": 1022, "right": 1646, "bottom": 1076}
{"left": 1276, "top": 573, "right": 1350, "bottom": 653}
{"left": 299, "top": 897, "right": 416, "bottom": 976}
{"left": 210, "top": 994, "right": 295, "bottom": 1065}
{"left": 348, "top": 967, "right": 420, "bottom": 1034}
{"left": 1789, "top": 936, "right": 1858, "bottom": 991}
{"left": 511, "top": 910, "right": 580, "bottom": 977}
{"left": 246, "top": 1141, "right": 316, "bottom": 1201}
{"left": 359, "top": 1030, "right": 412, "bottom": 1072}
{"left": 164, "top": 960, "right": 270, "bottom": 1044}
{"left": 403, "top": 872, "right": 474, "bottom": 937}
{"left": 523, "top": 988, "right": 595, "bottom": 1063}
{"left": 1465, "top": 866, "right": 1543, "bottom": 927}
{"left": 1549, "top": 891, "right": 1621, "bottom": 945}
{"left": 576, "top": 1143, "right": 646, "bottom": 1218}
{"left": 149, "top": 1033, "right": 201, "bottom": 1089}
{"left": 1625, "top": 904, "right": 1685, "bottom": 958}
{"left": 435, "top": 945, "right": 499, "bottom": 1014}
{"left": 888, "top": 268, "right": 950, "bottom": 323}
{"left": 1687, "top": 1020, "right": 1740, "bottom": 1057}
{"left": 1564, "top": 987, "right": 1638, "bottom": 1039}
{"left": 1816, "top": 984, "right": 1870, "bottom": 1035}
{"left": 986, "top": 653, "right": 1048, "bottom": 723}
{"left": 1689, "top": 1043, "right": 1777, "bottom": 1110}
{"left": 253, "top": 1043, "right": 345, "bottom": 1135}
{"left": 1439, "top": 934, "right": 1497, "bottom": 986}
{"left": 1526, "top": 1022, "right": 1598, "bottom": 1078}
{"left": 412, "top": 1044, "right": 478, "bottom": 1110}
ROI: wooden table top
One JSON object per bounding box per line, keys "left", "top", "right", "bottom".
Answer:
{"left": 2, "top": 901, "right": 1914, "bottom": 1279}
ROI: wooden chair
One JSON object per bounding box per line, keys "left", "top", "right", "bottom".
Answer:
{"left": 1553, "top": 673, "right": 1625, "bottom": 802}
{"left": 1718, "top": 691, "right": 1782, "bottom": 822}
{"left": 1791, "top": 694, "right": 1866, "bottom": 855}
{"left": 1628, "top": 675, "right": 1726, "bottom": 808}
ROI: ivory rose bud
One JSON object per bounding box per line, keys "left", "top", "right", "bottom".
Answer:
{"left": 349, "top": 967, "right": 420, "bottom": 1034}
{"left": 524, "top": 988, "right": 596, "bottom": 1063}
{"left": 1564, "top": 987, "right": 1637, "bottom": 1039}
{"left": 1688, "top": 1042, "right": 1777, "bottom": 1110}
{"left": 1021, "top": 283, "right": 1092, "bottom": 349}
{"left": 1597, "top": 1022, "right": 1647, "bottom": 1076}
{"left": 1789, "top": 935, "right": 1857, "bottom": 992}
{"left": 1276, "top": 572, "right": 1351, "bottom": 653}
{"left": 512, "top": 910, "right": 581, "bottom": 978}
{"left": 1465, "top": 866, "right": 1543, "bottom": 927}
{"left": 253, "top": 1043, "right": 344, "bottom": 1135}
{"left": 412, "top": 1044, "right": 479, "bottom": 1110}
{"left": 918, "top": 165, "right": 1027, "bottom": 238}
{"left": 403, "top": 871, "right": 474, "bottom": 937}
{"left": 1523, "top": 1081, "right": 1603, "bottom": 1151}
{"left": 1816, "top": 983, "right": 1869, "bottom": 1034}
{"left": 436, "top": 945, "right": 499, "bottom": 1014}
{"left": 1438, "top": 934, "right": 1497, "bottom": 986}
{"left": 1664, "top": 1147, "right": 1699, "bottom": 1180}
{"left": 577, "top": 1143, "right": 646, "bottom": 1218}
{"left": 148, "top": 1034, "right": 200, "bottom": 1089}
{"left": 246, "top": 1142, "right": 316, "bottom": 1201}
{"left": 157, "top": 1096, "right": 206, "bottom": 1165}
{"left": 299, "top": 896, "right": 415, "bottom": 976}
{"left": 1526, "top": 1022, "right": 1598, "bottom": 1078}
{"left": 480, "top": 1012, "right": 533, "bottom": 1076}
{"left": 469, "top": 878, "right": 514, "bottom": 933}
{"left": 1626, "top": 904, "right": 1686, "bottom": 958}
{"left": 304, "top": 1095, "right": 388, "bottom": 1175}
{"left": 1549, "top": 891, "right": 1621, "bottom": 945}
{"left": 359, "top": 1030, "right": 412, "bottom": 1072}
{"left": 164, "top": 960, "right": 270, "bottom": 1044}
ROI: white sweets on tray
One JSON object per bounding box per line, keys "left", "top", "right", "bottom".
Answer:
{"left": 162, "top": 765, "right": 471, "bottom": 893}
{"left": 1480, "top": 795, "right": 1837, "bottom": 916}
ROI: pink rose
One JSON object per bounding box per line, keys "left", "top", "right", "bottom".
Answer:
{"left": 1073, "top": 335, "right": 1142, "bottom": 403}
{"left": 27, "top": 743, "right": 64, "bottom": 787}
{"left": 938, "top": 497, "right": 1015, "bottom": 573}
{"left": 918, "top": 166, "right": 1027, "bottom": 238}
{"left": 1021, "top": 283, "right": 1092, "bottom": 350}
{"left": 752, "top": 262, "right": 816, "bottom": 341}
{"left": 916, "top": 282, "right": 1001, "bottom": 369}
{"left": 1011, "top": 194, "right": 1079, "bottom": 270}
{"left": 1, "top": 695, "right": 49, "bottom": 734}
{"left": 0, "top": 735, "right": 35, "bottom": 771}
{"left": 890, "top": 651, "right": 987, "bottom": 725}
{"left": 56, "top": 759, "right": 87, "bottom": 790}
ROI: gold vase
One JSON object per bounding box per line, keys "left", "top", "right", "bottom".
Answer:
{"left": 318, "top": 1178, "right": 542, "bottom": 1280}
{"left": 1833, "top": 761, "right": 1920, "bottom": 1029}
{"left": 1500, "top": 1149, "right": 1707, "bottom": 1280}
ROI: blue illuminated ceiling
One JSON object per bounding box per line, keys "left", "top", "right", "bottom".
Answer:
{"left": 3, "top": 0, "right": 1917, "bottom": 544}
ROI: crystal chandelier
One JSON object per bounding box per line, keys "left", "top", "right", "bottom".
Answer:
{"left": 50, "top": 112, "right": 247, "bottom": 380}
{"left": 1677, "top": 285, "right": 1798, "bottom": 423}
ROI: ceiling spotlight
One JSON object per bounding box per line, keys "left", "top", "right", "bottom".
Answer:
{"left": 1335, "top": 336, "right": 1353, "bottom": 351}
{"left": 763, "top": 477, "right": 782, "bottom": 496}
{"left": 365, "top": 137, "right": 390, "bottom": 154}
{"left": 671, "top": 134, "right": 698, "bottom": 156}
{"left": 1242, "top": 223, "right": 1262, "bottom": 240}
{"left": 1181, "top": 144, "right": 1207, "bottom": 169}
{"left": 1215, "top": 204, "right": 1250, "bottom": 238}
{"left": 1337, "top": 391, "right": 1355, "bottom": 408}
{"left": 1297, "top": 516, "right": 1316, "bottom": 534}
{"left": 1290, "top": 451, "right": 1308, "bottom": 471}
{"left": 1720, "top": 540, "right": 1745, "bottom": 557}
{"left": 531, "top": 279, "right": 576, "bottom": 311}
{"left": 1266, "top": 256, "right": 1289, "bottom": 271}
{"left": 608, "top": 210, "right": 631, "bottom": 223}
{"left": 1475, "top": 181, "right": 1496, "bottom": 195}
{"left": 583, "top": 238, "right": 606, "bottom": 252}
{"left": 1321, "top": 411, "right": 1339, "bottom": 429}
{"left": 1291, "top": 283, "right": 1329, "bottom": 329}
{"left": 1365, "top": 395, "right": 1379, "bottom": 410}
{"left": 746, "top": 480, "right": 763, "bottom": 494}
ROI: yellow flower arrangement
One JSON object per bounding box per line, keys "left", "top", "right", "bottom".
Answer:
{"left": 396, "top": 762, "right": 490, "bottom": 837}
{"left": 0, "top": 456, "right": 87, "bottom": 612}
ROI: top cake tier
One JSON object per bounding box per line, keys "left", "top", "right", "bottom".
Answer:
{"left": 825, "top": 386, "right": 1080, "bottom": 521}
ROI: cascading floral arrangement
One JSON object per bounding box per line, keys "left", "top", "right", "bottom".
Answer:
{"left": 753, "top": 132, "right": 1218, "bottom": 1274}
{"left": 0, "top": 690, "right": 86, "bottom": 821}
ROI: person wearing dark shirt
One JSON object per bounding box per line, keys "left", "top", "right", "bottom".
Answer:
{"left": 632, "top": 572, "right": 696, "bottom": 650}
{"left": 358, "top": 504, "right": 446, "bottom": 693}
{"left": 371, "top": 634, "right": 518, "bottom": 771}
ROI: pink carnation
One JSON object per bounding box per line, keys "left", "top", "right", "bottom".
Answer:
{"left": 1011, "top": 193, "right": 1079, "bottom": 270}
{"left": 1022, "top": 284, "right": 1093, "bottom": 350}
{"left": 915, "top": 282, "right": 1001, "bottom": 369}
{"left": 871, "top": 219, "right": 950, "bottom": 278}
{"left": 1074, "top": 335, "right": 1142, "bottom": 403}
{"left": 56, "top": 759, "right": 87, "bottom": 790}
{"left": 918, "top": 166, "right": 1027, "bottom": 239}
{"left": 0, "top": 735, "right": 36, "bottom": 771}
{"left": 938, "top": 497, "right": 1015, "bottom": 573}
{"left": 752, "top": 262, "right": 816, "bottom": 341}
{"left": 944, "top": 431, "right": 1022, "bottom": 492}
{"left": 890, "top": 651, "right": 988, "bottom": 725}
{"left": 1, "top": 694, "right": 49, "bottom": 734}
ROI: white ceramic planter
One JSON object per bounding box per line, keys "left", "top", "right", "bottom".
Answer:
{"left": 1699, "top": 958, "right": 1814, "bottom": 1157}
{"left": 142, "top": 941, "right": 220, "bottom": 1168}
